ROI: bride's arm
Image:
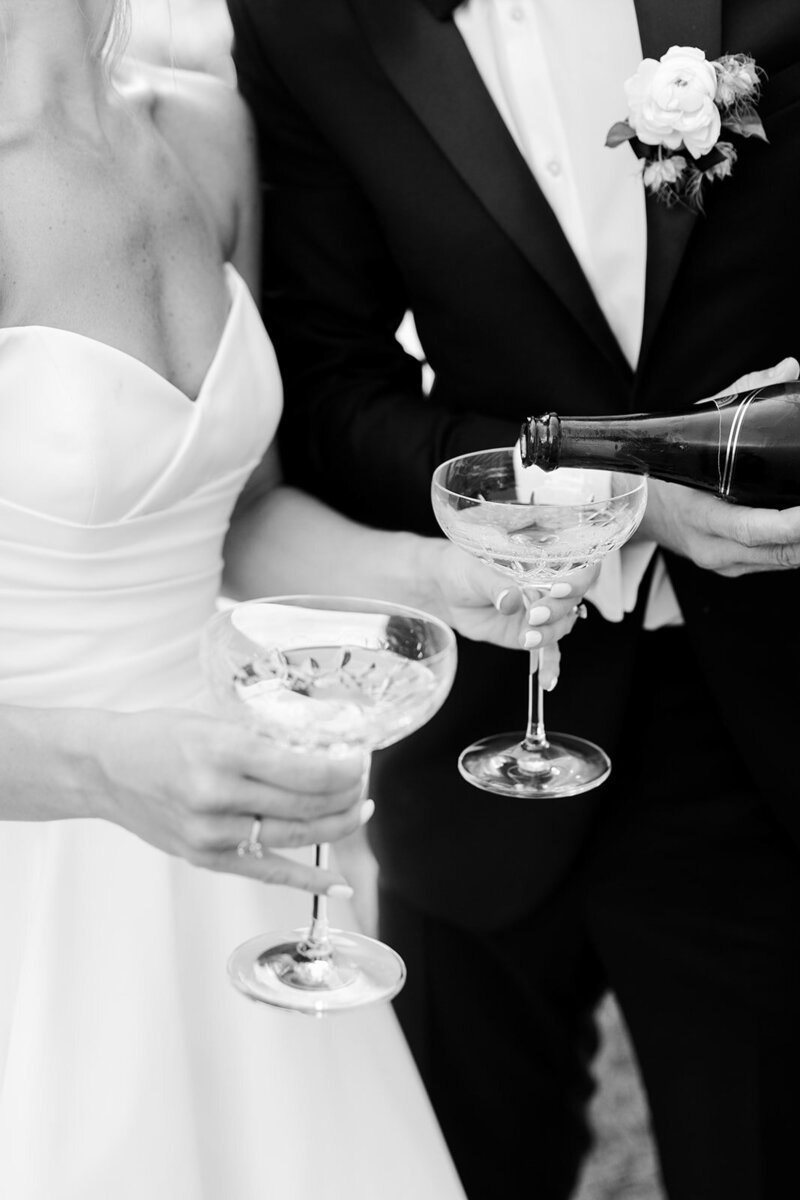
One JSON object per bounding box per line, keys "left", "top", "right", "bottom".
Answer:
{"left": 223, "top": 465, "right": 598, "bottom": 682}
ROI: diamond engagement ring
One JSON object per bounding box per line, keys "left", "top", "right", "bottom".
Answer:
{"left": 237, "top": 815, "right": 264, "bottom": 859}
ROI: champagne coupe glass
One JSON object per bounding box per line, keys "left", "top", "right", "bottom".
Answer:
{"left": 432, "top": 449, "right": 647, "bottom": 798}
{"left": 201, "top": 595, "right": 456, "bottom": 1015}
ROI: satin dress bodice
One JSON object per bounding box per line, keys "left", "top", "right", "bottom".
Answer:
{"left": 0, "top": 263, "right": 280, "bottom": 710}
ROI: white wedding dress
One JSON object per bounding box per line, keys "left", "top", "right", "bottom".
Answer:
{"left": 0, "top": 266, "right": 466, "bottom": 1200}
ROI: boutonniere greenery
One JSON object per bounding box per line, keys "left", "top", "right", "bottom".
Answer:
{"left": 606, "top": 45, "right": 767, "bottom": 212}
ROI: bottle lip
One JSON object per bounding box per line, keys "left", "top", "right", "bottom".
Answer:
{"left": 518, "top": 411, "right": 559, "bottom": 469}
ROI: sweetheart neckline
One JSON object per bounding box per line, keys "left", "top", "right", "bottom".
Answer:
{"left": 0, "top": 263, "right": 244, "bottom": 406}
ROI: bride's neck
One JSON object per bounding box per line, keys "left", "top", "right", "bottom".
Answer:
{"left": 0, "top": 0, "right": 118, "bottom": 131}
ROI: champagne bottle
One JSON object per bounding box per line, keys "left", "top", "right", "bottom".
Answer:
{"left": 518, "top": 381, "right": 800, "bottom": 509}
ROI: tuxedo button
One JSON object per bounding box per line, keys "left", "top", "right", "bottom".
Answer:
{"left": 546, "top": 160, "right": 562, "bottom": 177}
{"left": 510, "top": 6, "right": 525, "bottom": 20}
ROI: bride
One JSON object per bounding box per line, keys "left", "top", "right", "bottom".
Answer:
{"left": 0, "top": 3, "right": 594, "bottom": 1196}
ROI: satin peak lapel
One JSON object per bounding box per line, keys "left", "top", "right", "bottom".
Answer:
{"left": 347, "top": 0, "right": 631, "bottom": 380}
{"left": 634, "top": 0, "right": 722, "bottom": 369}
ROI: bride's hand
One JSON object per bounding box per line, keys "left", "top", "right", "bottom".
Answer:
{"left": 419, "top": 540, "right": 600, "bottom": 687}
{"left": 89, "top": 709, "right": 367, "bottom": 895}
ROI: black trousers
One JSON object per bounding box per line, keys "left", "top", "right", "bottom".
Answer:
{"left": 379, "top": 628, "right": 800, "bottom": 1200}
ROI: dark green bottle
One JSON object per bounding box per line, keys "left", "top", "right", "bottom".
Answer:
{"left": 518, "top": 381, "right": 800, "bottom": 509}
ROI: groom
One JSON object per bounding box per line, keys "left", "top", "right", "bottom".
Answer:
{"left": 227, "top": 1, "right": 800, "bottom": 1196}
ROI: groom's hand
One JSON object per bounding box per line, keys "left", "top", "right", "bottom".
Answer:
{"left": 421, "top": 540, "right": 600, "bottom": 689}
{"left": 639, "top": 357, "right": 800, "bottom": 577}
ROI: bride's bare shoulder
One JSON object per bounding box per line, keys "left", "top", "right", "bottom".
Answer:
{"left": 135, "top": 61, "right": 249, "bottom": 146}
{"left": 119, "top": 59, "right": 257, "bottom": 255}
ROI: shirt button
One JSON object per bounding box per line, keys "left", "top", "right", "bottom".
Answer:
{"left": 546, "top": 160, "right": 562, "bottom": 177}
{"left": 510, "top": 6, "right": 525, "bottom": 21}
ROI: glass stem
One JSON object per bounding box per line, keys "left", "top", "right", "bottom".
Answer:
{"left": 301, "top": 844, "right": 333, "bottom": 959}
{"left": 521, "top": 586, "right": 550, "bottom": 753}
{"left": 299, "top": 753, "right": 369, "bottom": 961}
{"left": 522, "top": 648, "right": 550, "bottom": 752}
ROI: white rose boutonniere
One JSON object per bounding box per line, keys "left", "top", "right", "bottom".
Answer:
{"left": 606, "top": 45, "right": 767, "bottom": 212}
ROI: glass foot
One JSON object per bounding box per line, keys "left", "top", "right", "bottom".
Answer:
{"left": 228, "top": 927, "right": 406, "bottom": 1016}
{"left": 459, "top": 730, "right": 611, "bottom": 798}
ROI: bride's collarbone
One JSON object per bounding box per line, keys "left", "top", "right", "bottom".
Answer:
{"left": 0, "top": 237, "right": 232, "bottom": 403}
{"left": 0, "top": 69, "right": 242, "bottom": 395}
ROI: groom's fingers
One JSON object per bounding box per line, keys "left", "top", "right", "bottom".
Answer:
{"left": 527, "top": 593, "right": 590, "bottom": 628}
{"left": 705, "top": 356, "right": 799, "bottom": 400}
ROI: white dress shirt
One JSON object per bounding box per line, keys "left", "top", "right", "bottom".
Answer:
{"left": 454, "top": 0, "right": 681, "bottom": 627}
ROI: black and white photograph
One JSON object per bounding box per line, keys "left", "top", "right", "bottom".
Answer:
{"left": 1, "top": 3, "right": 799, "bottom": 1198}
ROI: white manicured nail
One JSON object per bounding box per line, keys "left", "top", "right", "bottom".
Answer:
{"left": 528, "top": 605, "right": 550, "bottom": 625}
{"left": 328, "top": 883, "right": 354, "bottom": 899}
{"left": 494, "top": 588, "right": 512, "bottom": 612}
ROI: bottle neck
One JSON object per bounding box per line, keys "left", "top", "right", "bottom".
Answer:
{"left": 518, "top": 409, "right": 686, "bottom": 477}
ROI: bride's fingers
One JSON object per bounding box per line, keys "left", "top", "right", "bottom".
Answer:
{"left": 216, "top": 773, "right": 366, "bottom": 822}
{"left": 230, "top": 847, "right": 355, "bottom": 896}
{"left": 183, "top": 796, "right": 373, "bottom": 859}
{"left": 219, "top": 730, "right": 367, "bottom": 802}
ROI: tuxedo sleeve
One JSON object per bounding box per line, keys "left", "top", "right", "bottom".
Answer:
{"left": 227, "top": 0, "right": 516, "bottom": 535}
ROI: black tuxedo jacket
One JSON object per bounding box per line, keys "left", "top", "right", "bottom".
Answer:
{"left": 229, "top": 0, "right": 800, "bottom": 929}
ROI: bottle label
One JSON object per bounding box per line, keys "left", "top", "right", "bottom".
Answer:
{"left": 718, "top": 389, "right": 759, "bottom": 500}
